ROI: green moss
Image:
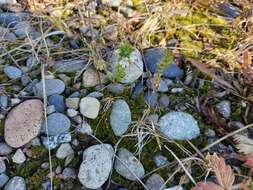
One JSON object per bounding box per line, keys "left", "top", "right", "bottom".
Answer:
{"left": 118, "top": 42, "right": 134, "bottom": 58}
{"left": 107, "top": 64, "right": 126, "bottom": 83}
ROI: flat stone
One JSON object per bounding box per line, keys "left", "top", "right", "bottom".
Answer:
{"left": 48, "top": 94, "right": 66, "bottom": 113}
{"left": 0, "top": 95, "right": 8, "bottom": 108}
{"left": 78, "top": 144, "right": 114, "bottom": 189}
{"left": 0, "top": 160, "right": 6, "bottom": 173}
{"left": 153, "top": 153, "right": 169, "bottom": 167}
{"left": 143, "top": 91, "right": 159, "bottom": 107}
{"left": 145, "top": 174, "right": 165, "bottom": 190}
{"left": 14, "top": 21, "right": 34, "bottom": 38}
{"left": 79, "top": 97, "right": 100, "bottom": 119}
{"left": 131, "top": 82, "right": 143, "bottom": 99}
{"left": 114, "top": 148, "right": 145, "bottom": 181}
{"left": 4, "top": 176, "right": 26, "bottom": 190}
{"left": 12, "top": 149, "right": 26, "bottom": 164}
{"left": 4, "top": 99, "right": 44, "bottom": 148}
{"left": 65, "top": 98, "right": 80, "bottom": 109}
{"left": 76, "top": 122, "right": 93, "bottom": 135}
{"left": 67, "top": 108, "right": 78, "bottom": 117}
{"left": 110, "top": 99, "right": 131, "bottom": 136}
{"left": 42, "top": 132, "right": 71, "bottom": 150}
{"left": 82, "top": 67, "right": 106, "bottom": 88}
{"left": 41, "top": 113, "right": 71, "bottom": 136}
{"left": 87, "top": 91, "right": 104, "bottom": 99}
{"left": 4, "top": 65, "right": 22, "bottom": 79}
{"left": 0, "top": 174, "right": 9, "bottom": 188}
{"left": 0, "top": 143, "right": 12, "bottom": 155}
{"left": 35, "top": 79, "right": 65, "bottom": 97}
{"left": 56, "top": 143, "right": 74, "bottom": 159}
{"left": 159, "top": 111, "right": 200, "bottom": 140}
{"left": 107, "top": 83, "right": 125, "bottom": 94}
{"left": 62, "top": 168, "right": 76, "bottom": 179}
{"left": 53, "top": 59, "right": 86, "bottom": 73}
{"left": 0, "top": 12, "right": 28, "bottom": 27}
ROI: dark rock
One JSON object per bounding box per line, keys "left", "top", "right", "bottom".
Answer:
{"left": 48, "top": 94, "right": 66, "bottom": 113}
{"left": 131, "top": 82, "right": 143, "bottom": 99}
{"left": 0, "top": 12, "right": 28, "bottom": 27}
{"left": 143, "top": 91, "right": 159, "bottom": 107}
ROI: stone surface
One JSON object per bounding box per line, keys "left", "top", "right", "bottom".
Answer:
{"left": 110, "top": 99, "right": 131, "bottom": 136}
{"left": 53, "top": 59, "right": 86, "bottom": 73}
{"left": 76, "top": 122, "right": 93, "bottom": 135}
{"left": 145, "top": 174, "right": 165, "bottom": 190}
{"left": 159, "top": 95, "right": 170, "bottom": 107}
{"left": 79, "top": 97, "right": 100, "bottom": 119}
{"left": 114, "top": 148, "right": 145, "bottom": 181}
{"left": 4, "top": 176, "right": 26, "bottom": 190}
{"left": 159, "top": 111, "right": 200, "bottom": 140}
{"left": 67, "top": 108, "right": 78, "bottom": 117}
{"left": 48, "top": 94, "right": 66, "bottom": 113}
{"left": 82, "top": 67, "right": 106, "bottom": 88}
{"left": 62, "top": 168, "right": 76, "bottom": 179}
{"left": 0, "top": 12, "right": 28, "bottom": 27}
{"left": 107, "top": 83, "right": 125, "bottom": 94}
{"left": 0, "top": 0, "right": 16, "bottom": 4}
{"left": 0, "top": 160, "right": 6, "bottom": 173}
{"left": 101, "top": 0, "right": 122, "bottom": 7}
{"left": 41, "top": 113, "right": 71, "bottom": 136}
{"left": 165, "top": 186, "right": 184, "bottom": 190}
{"left": 143, "top": 91, "right": 159, "bottom": 107}
{"left": 216, "top": 100, "right": 231, "bottom": 119}
{"left": 42, "top": 132, "right": 71, "bottom": 149}
{"left": 65, "top": 98, "right": 80, "bottom": 109}
{"left": 0, "top": 143, "right": 12, "bottom": 155}
{"left": 4, "top": 99, "right": 44, "bottom": 148}
{"left": 56, "top": 143, "right": 74, "bottom": 159}
{"left": 12, "top": 149, "right": 26, "bottom": 164}
{"left": 35, "top": 79, "right": 65, "bottom": 97}
{"left": 153, "top": 154, "right": 169, "bottom": 167}
{"left": 0, "top": 173, "right": 9, "bottom": 188}
{"left": 110, "top": 48, "right": 143, "bottom": 83}
{"left": 146, "top": 79, "right": 168, "bottom": 92}
{"left": 4, "top": 65, "right": 22, "bottom": 79}
{"left": 14, "top": 21, "right": 34, "bottom": 38}
{"left": 131, "top": 82, "right": 143, "bottom": 99}
{"left": 0, "top": 95, "right": 8, "bottom": 108}
{"left": 78, "top": 144, "right": 114, "bottom": 189}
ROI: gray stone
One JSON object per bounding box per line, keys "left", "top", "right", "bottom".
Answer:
{"left": 4, "top": 66, "right": 22, "bottom": 79}
{"left": 204, "top": 129, "right": 216, "bottom": 138}
{"left": 110, "top": 99, "right": 131, "bottom": 136}
{"left": 0, "top": 143, "right": 12, "bottom": 155}
{"left": 159, "top": 95, "right": 170, "bottom": 107}
{"left": 31, "top": 137, "right": 41, "bottom": 146}
{"left": 107, "top": 83, "right": 125, "bottom": 94}
{"left": 21, "top": 75, "right": 30, "bottom": 86}
{"left": 56, "top": 143, "right": 74, "bottom": 159}
{"left": 65, "top": 98, "right": 80, "bottom": 109}
{"left": 0, "top": 95, "right": 8, "bottom": 108}
{"left": 4, "top": 32, "right": 16, "bottom": 41}
{"left": 131, "top": 82, "right": 143, "bottom": 99}
{"left": 0, "top": 173, "right": 9, "bottom": 188}
{"left": 101, "top": 0, "right": 121, "bottom": 7}
{"left": 26, "top": 56, "right": 38, "bottom": 68}
{"left": 114, "top": 148, "right": 145, "bottom": 181}
{"left": 53, "top": 59, "right": 86, "bottom": 73}
{"left": 41, "top": 113, "right": 70, "bottom": 136}
{"left": 79, "top": 97, "right": 100, "bottom": 119}
{"left": 0, "top": 0, "right": 16, "bottom": 5}
{"left": 82, "top": 67, "right": 106, "bottom": 88}
{"left": 153, "top": 154, "right": 169, "bottom": 167}
{"left": 67, "top": 108, "right": 78, "bottom": 117}
{"left": 87, "top": 91, "right": 104, "bottom": 99}
{"left": 159, "top": 111, "right": 200, "bottom": 140}
{"left": 78, "top": 144, "right": 114, "bottom": 189}
{"left": 4, "top": 176, "right": 26, "bottom": 190}
{"left": 48, "top": 94, "right": 66, "bottom": 113}
{"left": 46, "top": 105, "right": 56, "bottom": 115}
{"left": 42, "top": 132, "right": 72, "bottom": 149}
{"left": 146, "top": 79, "right": 168, "bottom": 92}
{"left": 62, "top": 168, "right": 76, "bottom": 179}
{"left": 216, "top": 100, "right": 231, "bottom": 119}
{"left": 171, "top": 88, "right": 184, "bottom": 93}
{"left": 0, "top": 160, "right": 6, "bottom": 173}
{"left": 0, "top": 13, "right": 28, "bottom": 27}
{"left": 76, "top": 122, "right": 93, "bottom": 135}
{"left": 145, "top": 174, "right": 165, "bottom": 190}
{"left": 143, "top": 91, "right": 159, "bottom": 107}
{"left": 12, "top": 149, "right": 26, "bottom": 164}
{"left": 110, "top": 47, "right": 143, "bottom": 84}
{"left": 35, "top": 79, "right": 65, "bottom": 97}
{"left": 145, "top": 114, "right": 159, "bottom": 124}
{"left": 14, "top": 21, "right": 34, "bottom": 38}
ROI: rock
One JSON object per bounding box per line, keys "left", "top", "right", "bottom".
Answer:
{"left": 145, "top": 174, "right": 165, "bottom": 190}
{"left": 48, "top": 94, "right": 66, "bottom": 113}
{"left": 110, "top": 47, "right": 143, "bottom": 83}
{"left": 131, "top": 82, "right": 143, "bottom": 99}
{"left": 82, "top": 67, "right": 106, "bottom": 88}
{"left": 171, "top": 88, "right": 184, "bottom": 93}
{"left": 143, "top": 48, "right": 183, "bottom": 79}
{"left": 4, "top": 176, "right": 26, "bottom": 190}
{"left": 67, "top": 108, "right": 78, "bottom": 117}
{"left": 42, "top": 132, "right": 71, "bottom": 149}
{"left": 46, "top": 105, "right": 56, "bottom": 115}
{"left": 65, "top": 98, "right": 80, "bottom": 109}
{"left": 143, "top": 91, "right": 159, "bottom": 107}
{"left": 79, "top": 97, "right": 100, "bottom": 119}
{"left": 159, "top": 111, "right": 200, "bottom": 140}
{"left": 12, "top": 149, "right": 26, "bottom": 164}
{"left": 0, "top": 143, "right": 12, "bottom": 155}
{"left": 4, "top": 65, "right": 22, "bottom": 79}
{"left": 165, "top": 185, "right": 184, "bottom": 190}
{"left": 26, "top": 56, "right": 38, "bottom": 68}
{"left": 62, "top": 168, "right": 76, "bottom": 179}
{"left": 35, "top": 79, "right": 65, "bottom": 97}
{"left": 0, "top": 12, "right": 28, "bottom": 27}
{"left": 56, "top": 143, "right": 74, "bottom": 159}
{"left": 0, "top": 0, "right": 16, "bottom": 5}
{"left": 159, "top": 95, "right": 170, "bottom": 107}
{"left": 0, "top": 95, "right": 8, "bottom": 108}
{"left": 110, "top": 100, "right": 131, "bottom": 136}
{"left": 76, "top": 122, "right": 93, "bottom": 135}
{"left": 14, "top": 21, "right": 34, "bottom": 38}
{"left": 228, "top": 121, "right": 248, "bottom": 136}
{"left": 218, "top": 2, "right": 240, "bottom": 18}
{"left": 41, "top": 113, "right": 71, "bottom": 136}
{"left": 146, "top": 79, "right": 168, "bottom": 92}
{"left": 53, "top": 59, "right": 86, "bottom": 73}
{"left": 114, "top": 148, "right": 145, "bottom": 181}
{"left": 101, "top": 0, "right": 121, "bottom": 7}
{"left": 153, "top": 153, "right": 169, "bottom": 167}
{"left": 21, "top": 75, "right": 30, "bottom": 86}
{"left": 204, "top": 129, "right": 216, "bottom": 138}
{"left": 78, "top": 144, "right": 114, "bottom": 189}
{"left": 87, "top": 91, "right": 104, "bottom": 99}
{"left": 0, "top": 174, "right": 9, "bottom": 188}
{"left": 25, "top": 79, "right": 39, "bottom": 92}
{"left": 4, "top": 99, "right": 44, "bottom": 148}
{"left": 145, "top": 114, "right": 159, "bottom": 124}
{"left": 216, "top": 100, "right": 231, "bottom": 119}
{"left": 0, "top": 160, "right": 6, "bottom": 173}
{"left": 31, "top": 138, "right": 41, "bottom": 146}
{"left": 107, "top": 83, "right": 125, "bottom": 94}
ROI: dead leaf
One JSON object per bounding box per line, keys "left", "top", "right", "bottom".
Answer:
{"left": 206, "top": 153, "right": 235, "bottom": 190}
{"left": 234, "top": 135, "right": 253, "bottom": 154}
{"left": 241, "top": 51, "right": 253, "bottom": 86}
{"left": 244, "top": 153, "right": 253, "bottom": 172}
{"left": 191, "top": 181, "right": 223, "bottom": 190}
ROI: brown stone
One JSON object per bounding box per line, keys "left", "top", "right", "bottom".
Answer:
{"left": 4, "top": 99, "right": 44, "bottom": 148}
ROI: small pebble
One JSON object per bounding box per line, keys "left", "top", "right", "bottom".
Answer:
{"left": 67, "top": 109, "right": 78, "bottom": 117}
{"left": 65, "top": 98, "right": 80, "bottom": 109}
{"left": 12, "top": 149, "right": 26, "bottom": 164}
{"left": 0, "top": 143, "right": 12, "bottom": 155}
{"left": 4, "top": 176, "right": 26, "bottom": 190}
{"left": 0, "top": 173, "right": 9, "bottom": 188}
{"left": 216, "top": 100, "right": 231, "bottom": 119}
{"left": 56, "top": 143, "right": 74, "bottom": 159}
{"left": 48, "top": 94, "right": 66, "bottom": 113}
{"left": 62, "top": 168, "right": 76, "bottom": 179}
{"left": 79, "top": 97, "right": 100, "bottom": 119}
{"left": 4, "top": 65, "right": 22, "bottom": 79}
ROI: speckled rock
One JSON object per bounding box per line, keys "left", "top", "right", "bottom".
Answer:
{"left": 65, "top": 97, "right": 80, "bottom": 109}
{"left": 159, "top": 111, "right": 200, "bottom": 140}
{"left": 114, "top": 148, "right": 145, "bottom": 181}
{"left": 110, "top": 99, "right": 131, "bottom": 136}
{"left": 35, "top": 79, "right": 65, "bottom": 97}
{"left": 56, "top": 143, "right": 74, "bottom": 159}
{"left": 78, "top": 144, "right": 114, "bottom": 189}
{"left": 216, "top": 100, "right": 231, "bottom": 119}
{"left": 79, "top": 97, "right": 100, "bottom": 119}
{"left": 82, "top": 67, "right": 106, "bottom": 88}
{"left": 4, "top": 99, "right": 44, "bottom": 148}
{"left": 145, "top": 174, "right": 165, "bottom": 190}
{"left": 4, "top": 176, "right": 26, "bottom": 190}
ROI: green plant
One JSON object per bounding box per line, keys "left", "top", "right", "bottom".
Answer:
{"left": 107, "top": 64, "right": 126, "bottom": 82}
{"left": 118, "top": 42, "right": 134, "bottom": 58}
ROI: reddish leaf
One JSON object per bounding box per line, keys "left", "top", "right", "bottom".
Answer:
{"left": 244, "top": 153, "right": 253, "bottom": 172}
{"left": 191, "top": 181, "right": 223, "bottom": 190}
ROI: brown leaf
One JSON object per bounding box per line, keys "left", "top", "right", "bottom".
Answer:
{"left": 206, "top": 153, "right": 235, "bottom": 190}
{"left": 191, "top": 181, "right": 223, "bottom": 190}
{"left": 244, "top": 153, "right": 253, "bottom": 172}
{"left": 241, "top": 51, "right": 253, "bottom": 86}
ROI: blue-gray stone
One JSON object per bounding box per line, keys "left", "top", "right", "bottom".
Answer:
{"left": 218, "top": 2, "right": 240, "bottom": 18}
{"left": 110, "top": 100, "right": 131, "bottom": 136}
{"left": 143, "top": 48, "right": 183, "bottom": 79}
{"left": 107, "top": 83, "right": 125, "bottom": 94}
{"left": 26, "top": 56, "right": 38, "bottom": 68}
{"left": 0, "top": 174, "right": 9, "bottom": 188}
{"left": 159, "top": 111, "right": 200, "bottom": 140}
{"left": 62, "top": 168, "right": 76, "bottom": 179}
{"left": 145, "top": 174, "right": 165, "bottom": 190}
{"left": 42, "top": 132, "right": 71, "bottom": 149}
{"left": 53, "top": 59, "right": 86, "bottom": 73}
{"left": 153, "top": 153, "right": 169, "bottom": 167}
{"left": 25, "top": 79, "right": 39, "bottom": 92}
{"left": 14, "top": 21, "right": 34, "bottom": 38}
{"left": 0, "top": 160, "right": 6, "bottom": 173}
{"left": 69, "top": 91, "right": 80, "bottom": 98}
{"left": 0, "top": 12, "right": 28, "bottom": 27}
{"left": 4, "top": 176, "right": 26, "bottom": 190}
{"left": 4, "top": 66, "right": 22, "bottom": 79}
{"left": 42, "top": 113, "right": 70, "bottom": 136}
{"left": 87, "top": 91, "right": 104, "bottom": 99}
{"left": 131, "top": 82, "right": 143, "bottom": 99}
{"left": 143, "top": 91, "right": 159, "bottom": 107}
{"left": 146, "top": 79, "right": 168, "bottom": 92}
{"left": 21, "top": 75, "right": 30, "bottom": 86}
{"left": 0, "top": 143, "right": 12, "bottom": 155}
{"left": 167, "top": 38, "right": 178, "bottom": 47}
{"left": 0, "top": 95, "right": 8, "bottom": 108}
{"left": 48, "top": 94, "right": 65, "bottom": 113}
{"left": 35, "top": 79, "right": 65, "bottom": 97}
{"left": 216, "top": 100, "right": 231, "bottom": 119}
{"left": 159, "top": 95, "right": 170, "bottom": 107}
{"left": 4, "top": 32, "right": 16, "bottom": 41}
